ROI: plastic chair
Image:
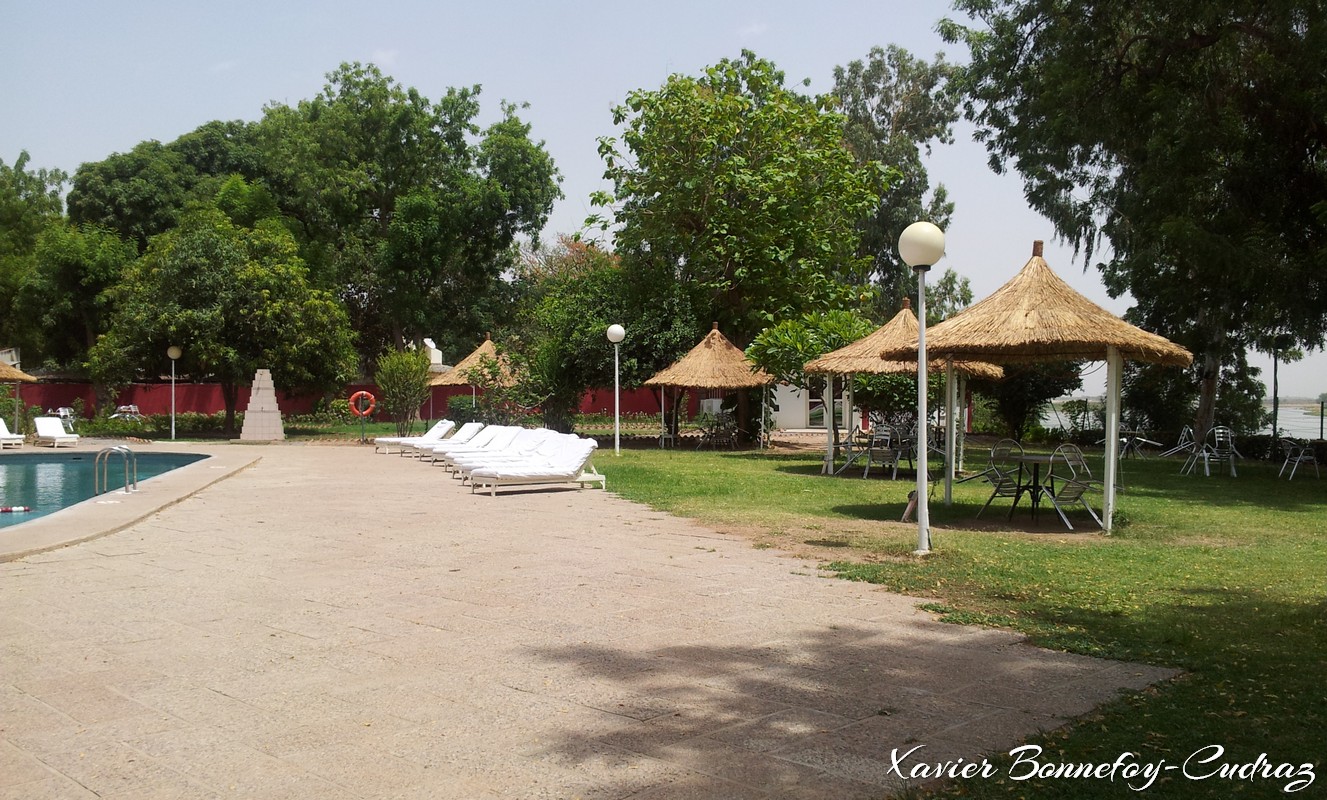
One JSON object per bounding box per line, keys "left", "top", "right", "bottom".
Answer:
{"left": 863, "top": 425, "right": 902, "bottom": 479}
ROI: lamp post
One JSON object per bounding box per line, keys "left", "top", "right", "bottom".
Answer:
{"left": 898, "top": 222, "right": 946, "bottom": 555}
{"left": 166, "top": 345, "right": 182, "bottom": 440}
{"left": 606, "top": 324, "right": 625, "bottom": 455}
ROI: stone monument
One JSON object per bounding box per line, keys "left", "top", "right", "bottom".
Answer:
{"left": 239, "top": 368, "right": 285, "bottom": 441}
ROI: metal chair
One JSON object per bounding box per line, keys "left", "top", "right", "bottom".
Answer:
{"left": 977, "top": 439, "right": 1026, "bottom": 519}
{"left": 1042, "top": 444, "right": 1104, "bottom": 530}
{"left": 1160, "top": 425, "right": 1196, "bottom": 458}
{"left": 1278, "top": 438, "right": 1320, "bottom": 480}
{"left": 1182, "top": 425, "right": 1238, "bottom": 477}
{"left": 863, "top": 425, "right": 902, "bottom": 479}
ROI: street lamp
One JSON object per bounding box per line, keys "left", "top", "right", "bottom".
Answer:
{"left": 166, "top": 345, "right": 182, "bottom": 440}
{"left": 606, "top": 324, "right": 625, "bottom": 455}
{"left": 898, "top": 221, "right": 946, "bottom": 554}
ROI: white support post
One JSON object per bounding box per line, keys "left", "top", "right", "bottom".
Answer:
{"left": 944, "top": 361, "right": 956, "bottom": 506}
{"left": 1103, "top": 347, "right": 1123, "bottom": 532}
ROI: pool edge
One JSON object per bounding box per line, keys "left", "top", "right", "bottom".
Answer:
{"left": 1, "top": 447, "right": 263, "bottom": 562}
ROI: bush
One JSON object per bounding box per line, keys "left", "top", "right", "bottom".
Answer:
{"left": 448, "top": 395, "right": 480, "bottom": 425}
{"left": 374, "top": 350, "right": 432, "bottom": 437}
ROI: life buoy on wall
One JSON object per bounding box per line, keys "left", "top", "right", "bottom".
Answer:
{"left": 349, "top": 391, "right": 377, "bottom": 418}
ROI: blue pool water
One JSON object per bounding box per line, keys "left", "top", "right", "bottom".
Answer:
{"left": 0, "top": 451, "right": 209, "bottom": 529}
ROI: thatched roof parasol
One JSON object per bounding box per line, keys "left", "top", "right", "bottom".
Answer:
{"left": 0, "top": 361, "right": 38, "bottom": 383}
{"left": 429, "top": 335, "right": 512, "bottom": 387}
{"left": 644, "top": 323, "right": 774, "bottom": 389}
{"left": 879, "top": 241, "right": 1192, "bottom": 367}
{"left": 803, "top": 300, "right": 1004, "bottom": 380}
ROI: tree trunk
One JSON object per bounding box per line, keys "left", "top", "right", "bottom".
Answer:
{"left": 1192, "top": 350, "right": 1220, "bottom": 441}
{"left": 221, "top": 381, "right": 240, "bottom": 434}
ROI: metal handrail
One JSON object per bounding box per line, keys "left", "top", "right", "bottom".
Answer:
{"left": 94, "top": 446, "right": 138, "bottom": 495}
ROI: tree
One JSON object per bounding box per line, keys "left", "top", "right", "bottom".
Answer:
{"left": 594, "top": 51, "right": 887, "bottom": 346}
{"left": 66, "top": 141, "right": 194, "bottom": 250}
{"left": 373, "top": 349, "right": 432, "bottom": 437}
{"left": 0, "top": 151, "right": 66, "bottom": 358}
{"left": 942, "top": 1, "right": 1327, "bottom": 437}
{"left": 258, "top": 64, "right": 561, "bottom": 356}
{"left": 970, "top": 362, "right": 1083, "bottom": 440}
{"left": 89, "top": 208, "right": 357, "bottom": 430}
{"left": 19, "top": 223, "right": 136, "bottom": 366}
{"left": 833, "top": 46, "right": 961, "bottom": 310}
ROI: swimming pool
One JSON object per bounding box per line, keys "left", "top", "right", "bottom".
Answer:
{"left": 0, "top": 451, "right": 209, "bottom": 529}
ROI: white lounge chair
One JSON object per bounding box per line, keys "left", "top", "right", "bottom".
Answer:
{"left": 401, "top": 421, "right": 483, "bottom": 458}
{"left": 34, "top": 416, "right": 79, "bottom": 448}
{"left": 0, "top": 418, "right": 23, "bottom": 448}
{"left": 373, "top": 419, "right": 455, "bottom": 454}
{"left": 469, "top": 437, "right": 604, "bottom": 496}
{"left": 431, "top": 426, "right": 524, "bottom": 471}
{"left": 449, "top": 429, "right": 565, "bottom": 479}
{"left": 421, "top": 424, "right": 509, "bottom": 463}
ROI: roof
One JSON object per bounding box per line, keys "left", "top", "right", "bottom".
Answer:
{"left": 803, "top": 301, "right": 1004, "bottom": 380}
{"left": 429, "top": 336, "right": 512, "bottom": 387}
{"left": 643, "top": 323, "right": 774, "bottom": 389}
{"left": 0, "top": 361, "right": 38, "bottom": 383}
{"left": 878, "top": 241, "right": 1192, "bottom": 367}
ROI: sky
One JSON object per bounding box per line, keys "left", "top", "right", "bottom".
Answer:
{"left": 5, "top": 0, "right": 1323, "bottom": 399}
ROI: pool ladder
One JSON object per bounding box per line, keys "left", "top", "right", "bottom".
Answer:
{"left": 94, "top": 446, "right": 139, "bottom": 495}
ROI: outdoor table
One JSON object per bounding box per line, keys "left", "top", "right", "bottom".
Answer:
{"left": 1011, "top": 453, "right": 1054, "bottom": 518}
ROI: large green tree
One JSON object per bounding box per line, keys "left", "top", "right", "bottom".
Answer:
{"left": 833, "top": 46, "right": 960, "bottom": 311}
{"left": 942, "top": 0, "right": 1326, "bottom": 435}
{"left": 19, "top": 223, "right": 136, "bottom": 366}
{"left": 259, "top": 64, "right": 561, "bottom": 356}
{"left": 594, "top": 51, "right": 888, "bottom": 346}
{"left": 0, "top": 152, "right": 66, "bottom": 358}
{"left": 90, "top": 208, "right": 357, "bottom": 430}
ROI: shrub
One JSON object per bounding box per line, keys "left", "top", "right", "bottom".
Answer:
{"left": 374, "top": 350, "right": 432, "bottom": 437}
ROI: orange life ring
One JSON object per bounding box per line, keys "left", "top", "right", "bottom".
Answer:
{"left": 349, "top": 391, "right": 376, "bottom": 417}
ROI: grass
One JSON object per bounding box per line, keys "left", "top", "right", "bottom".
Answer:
{"left": 601, "top": 443, "right": 1327, "bottom": 798}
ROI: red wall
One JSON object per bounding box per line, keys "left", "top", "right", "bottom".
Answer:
{"left": 19, "top": 382, "right": 710, "bottom": 419}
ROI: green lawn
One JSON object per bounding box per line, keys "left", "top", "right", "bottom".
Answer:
{"left": 600, "top": 443, "right": 1326, "bottom": 798}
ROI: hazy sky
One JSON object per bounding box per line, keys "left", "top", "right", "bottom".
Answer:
{"left": 5, "top": 1, "right": 1322, "bottom": 398}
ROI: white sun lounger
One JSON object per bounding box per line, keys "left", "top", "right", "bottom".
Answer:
{"left": 448, "top": 429, "right": 567, "bottom": 478}
{"left": 401, "top": 421, "right": 484, "bottom": 458}
{"left": 469, "top": 437, "right": 604, "bottom": 496}
{"left": 0, "top": 418, "right": 23, "bottom": 448}
{"left": 431, "top": 426, "right": 524, "bottom": 470}
{"left": 373, "top": 419, "right": 455, "bottom": 454}
{"left": 421, "top": 424, "right": 510, "bottom": 463}
{"left": 34, "top": 416, "right": 79, "bottom": 448}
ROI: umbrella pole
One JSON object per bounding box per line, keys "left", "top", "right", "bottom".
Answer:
{"left": 944, "top": 362, "right": 956, "bottom": 506}
{"left": 1103, "top": 347, "right": 1123, "bottom": 532}
{"left": 823, "top": 376, "right": 834, "bottom": 474}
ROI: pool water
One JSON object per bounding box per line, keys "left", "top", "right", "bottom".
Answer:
{"left": 0, "top": 451, "right": 209, "bottom": 529}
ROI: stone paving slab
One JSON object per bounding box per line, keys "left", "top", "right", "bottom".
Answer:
{"left": 0, "top": 443, "right": 1178, "bottom": 798}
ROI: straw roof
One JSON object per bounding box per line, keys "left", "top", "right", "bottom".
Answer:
{"left": 803, "top": 301, "right": 1004, "bottom": 380}
{"left": 879, "top": 241, "right": 1192, "bottom": 367}
{"left": 0, "top": 361, "right": 38, "bottom": 382}
{"left": 644, "top": 323, "right": 774, "bottom": 389}
{"left": 429, "top": 335, "right": 513, "bottom": 387}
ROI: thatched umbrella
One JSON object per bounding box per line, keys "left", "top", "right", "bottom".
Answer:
{"left": 804, "top": 300, "right": 1004, "bottom": 479}
{"left": 644, "top": 323, "right": 774, "bottom": 445}
{"left": 1, "top": 361, "right": 38, "bottom": 433}
{"left": 429, "top": 334, "right": 510, "bottom": 387}
{"left": 879, "top": 241, "right": 1193, "bottom": 531}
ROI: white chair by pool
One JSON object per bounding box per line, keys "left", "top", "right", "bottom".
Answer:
{"left": 0, "top": 418, "right": 23, "bottom": 448}
{"left": 373, "top": 419, "right": 455, "bottom": 454}
{"left": 401, "top": 421, "right": 484, "bottom": 459}
{"left": 469, "top": 437, "right": 604, "bottom": 496}
{"left": 430, "top": 426, "right": 524, "bottom": 471}
{"left": 34, "top": 416, "right": 80, "bottom": 448}
{"left": 448, "top": 429, "right": 565, "bottom": 479}
{"left": 420, "top": 423, "right": 508, "bottom": 463}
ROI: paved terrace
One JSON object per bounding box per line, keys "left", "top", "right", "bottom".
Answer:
{"left": 0, "top": 441, "right": 1176, "bottom": 799}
